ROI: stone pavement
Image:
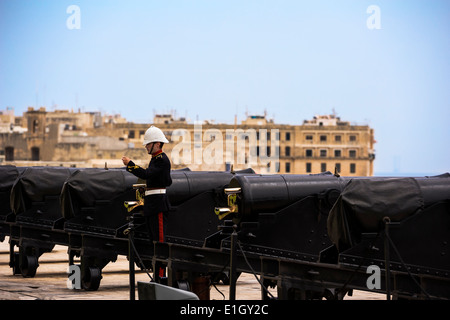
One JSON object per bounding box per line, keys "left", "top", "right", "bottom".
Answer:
{"left": 0, "top": 237, "right": 384, "bottom": 300}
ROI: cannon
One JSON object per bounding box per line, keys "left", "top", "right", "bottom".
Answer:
{"left": 211, "top": 172, "right": 351, "bottom": 262}
{"left": 322, "top": 174, "right": 450, "bottom": 299}
{"left": 0, "top": 165, "right": 26, "bottom": 241}
{"left": 60, "top": 167, "right": 141, "bottom": 290}
{"left": 8, "top": 166, "right": 78, "bottom": 277}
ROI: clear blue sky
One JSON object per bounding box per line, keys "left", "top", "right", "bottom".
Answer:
{"left": 1, "top": 0, "right": 449, "bottom": 175}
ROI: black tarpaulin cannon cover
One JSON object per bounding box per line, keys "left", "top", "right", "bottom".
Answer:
{"left": 0, "top": 165, "right": 25, "bottom": 216}
{"left": 0, "top": 165, "right": 21, "bottom": 192}
{"left": 10, "top": 166, "right": 76, "bottom": 215}
{"left": 60, "top": 168, "right": 138, "bottom": 219}
{"left": 327, "top": 178, "right": 425, "bottom": 251}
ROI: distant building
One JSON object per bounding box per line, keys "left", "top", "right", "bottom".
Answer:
{"left": 0, "top": 107, "right": 375, "bottom": 176}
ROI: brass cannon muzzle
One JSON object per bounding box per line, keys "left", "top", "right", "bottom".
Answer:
{"left": 214, "top": 187, "right": 241, "bottom": 220}
{"left": 124, "top": 184, "right": 146, "bottom": 212}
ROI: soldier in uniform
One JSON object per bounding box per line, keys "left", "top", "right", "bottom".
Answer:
{"left": 122, "top": 125, "right": 172, "bottom": 282}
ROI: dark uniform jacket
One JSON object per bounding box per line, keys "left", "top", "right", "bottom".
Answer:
{"left": 126, "top": 151, "right": 172, "bottom": 216}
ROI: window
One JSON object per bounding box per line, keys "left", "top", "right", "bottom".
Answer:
{"left": 321, "top": 163, "right": 327, "bottom": 172}
{"left": 128, "top": 130, "right": 135, "bottom": 139}
{"left": 32, "top": 120, "right": 39, "bottom": 134}
{"left": 31, "top": 147, "right": 40, "bottom": 161}
{"left": 349, "top": 135, "right": 357, "bottom": 142}
{"left": 350, "top": 163, "right": 356, "bottom": 174}
{"left": 334, "top": 150, "right": 341, "bottom": 157}
{"left": 285, "top": 162, "right": 291, "bottom": 173}
{"left": 320, "top": 149, "right": 327, "bottom": 157}
{"left": 320, "top": 135, "right": 327, "bottom": 142}
{"left": 285, "top": 146, "right": 291, "bottom": 156}
{"left": 305, "top": 135, "right": 313, "bottom": 141}
{"left": 306, "top": 162, "right": 312, "bottom": 173}
{"left": 253, "top": 147, "right": 261, "bottom": 157}
{"left": 5, "top": 146, "right": 14, "bottom": 161}
{"left": 349, "top": 150, "right": 356, "bottom": 158}
{"left": 335, "top": 135, "right": 341, "bottom": 142}
{"left": 306, "top": 149, "right": 313, "bottom": 157}
{"left": 286, "top": 132, "right": 291, "bottom": 141}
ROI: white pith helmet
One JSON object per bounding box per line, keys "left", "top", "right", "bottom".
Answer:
{"left": 142, "top": 125, "right": 169, "bottom": 145}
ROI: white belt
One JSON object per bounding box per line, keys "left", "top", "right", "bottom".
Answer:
{"left": 145, "top": 189, "right": 166, "bottom": 196}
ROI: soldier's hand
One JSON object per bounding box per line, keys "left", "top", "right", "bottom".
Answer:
{"left": 122, "top": 156, "right": 130, "bottom": 166}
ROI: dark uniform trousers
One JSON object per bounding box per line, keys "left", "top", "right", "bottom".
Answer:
{"left": 144, "top": 206, "right": 168, "bottom": 279}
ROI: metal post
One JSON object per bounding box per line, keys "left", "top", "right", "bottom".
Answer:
{"left": 128, "top": 214, "right": 135, "bottom": 301}
{"left": 9, "top": 240, "right": 15, "bottom": 270}
{"left": 383, "top": 217, "right": 391, "bottom": 301}
{"left": 229, "top": 224, "right": 238, "bottom": 300}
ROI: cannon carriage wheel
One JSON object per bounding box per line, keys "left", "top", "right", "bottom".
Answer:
{"left": 82, "top": 266, "right": 103, "bottom": 291}
{"left": 10, "top": 248, "right": 39, "bottom": 278}
{"left": 20, "top": 254, "right": 39, "bottom": 278}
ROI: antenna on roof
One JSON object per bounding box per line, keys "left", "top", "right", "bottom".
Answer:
{"left": 332, "top": 108, "right": 337, "bottom": 117}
